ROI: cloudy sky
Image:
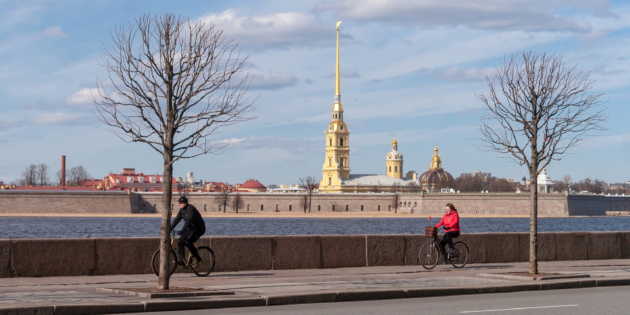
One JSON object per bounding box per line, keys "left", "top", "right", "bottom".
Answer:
{"left": 1, "top": 0, "right": 629, "bottom": 185}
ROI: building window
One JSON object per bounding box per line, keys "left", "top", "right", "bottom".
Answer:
{"left": 329, "top": 158, "right": 332, "bottom": 166}
{"left": 389, "top": 166, "right": 392, "bottom": 172}
{"left": 345, "top": 205, "right": 348, "bottom": 211}
{"left": 395, "top": 166, "right": 398, "bottom": 172}
{"left": 261, "top": 205, "right": 264, "bottom": 211}
{"left": 329, "top": 139, "right": 332, "bottom": 146}
{"left": 340, "top": 138, "right": 344, "bottom": 146}
{"left": 219, "top": 205, "right": 222, "bottom": 211}
{"left": 276, "top": 205, "right": 279, "bottom": 211}
{"left": 332, "top": 205, "right": 335, "bottom": 211}
{"left": 378, "top": 205, "right": 381, "bottom": 211}
{"left": 289, "top": 205, "right": 292, "bottom": 211}
{"left": 204, "top": 204, "right": 207, "bottom": 212}
{"left": 388, "top": 205, "right": 391, "bottom": 211}
{"left": 361, "top": 205, "right": 364, "bottom": 211}
{"left": 247, "top": 204, "right": 250, "bottom": 211}
{"left": 340, "top": 125, "right": 344, "bottom": 130}
{"left": 318, "top": 205, "right": 321, "bottom": 211}
{"left": 329, "top": 177, "right": 332, "bottom": 185}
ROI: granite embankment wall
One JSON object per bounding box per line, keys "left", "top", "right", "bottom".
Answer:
{"left": 2, "top": 190, "right": 629, "bottom": 216}
{"left": 1, "top": 232, "right": 629, "bottom": 278}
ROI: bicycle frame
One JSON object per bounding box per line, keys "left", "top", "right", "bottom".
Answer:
{"left": 170, "top": 232, "right": 199, "bottom": 267}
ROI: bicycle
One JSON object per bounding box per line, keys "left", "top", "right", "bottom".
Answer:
{"left": 419, "top": 226, "right": 469, "bottom": 269}
{"left": 151, "top": 231, "right": 216, "bottom": 277}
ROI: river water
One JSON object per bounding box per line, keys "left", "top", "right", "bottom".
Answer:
{"left": 0, "top": 217, "right": 628, "bottom": 239}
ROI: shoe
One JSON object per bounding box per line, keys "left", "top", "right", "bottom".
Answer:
{"left": 191, "top": 256, "right": 202, "bottom": 267}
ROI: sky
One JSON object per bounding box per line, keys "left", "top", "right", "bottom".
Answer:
{"left": 1, "top": 0, "right": 629, "bottom": 186}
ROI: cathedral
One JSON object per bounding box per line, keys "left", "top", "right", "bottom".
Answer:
{"left": 318, "top": 23, "right": 454, "bottom": 193}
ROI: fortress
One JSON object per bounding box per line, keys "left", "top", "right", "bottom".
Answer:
{"left": 319, "top": 22, "right": 454, "bottom": 193}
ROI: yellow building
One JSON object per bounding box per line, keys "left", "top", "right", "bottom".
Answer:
{"left": 318, "top": 22, "right": 418, "bottom": 193}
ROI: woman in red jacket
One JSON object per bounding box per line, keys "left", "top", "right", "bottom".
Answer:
{"left": 434, "top": 203, "right": 460, "bottom": 259}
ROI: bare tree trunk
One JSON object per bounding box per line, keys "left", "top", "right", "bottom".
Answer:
{"left": 529, "top": 162, "right": 538, "bottom": 274}
{"left": 158, "top": 143, "right": 173, "bottom": 289}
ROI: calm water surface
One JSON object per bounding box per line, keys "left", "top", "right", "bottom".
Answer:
{"left": 0, "top": 217, "right": 628, "bottom": 239}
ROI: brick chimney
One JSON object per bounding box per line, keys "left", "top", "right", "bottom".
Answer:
{"left": 61, "top": 155, "right": 66, "bottom": 187}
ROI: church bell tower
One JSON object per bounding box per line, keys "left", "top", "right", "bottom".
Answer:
{"left": 320, "top": 21, "right": 350, "bottom": 192}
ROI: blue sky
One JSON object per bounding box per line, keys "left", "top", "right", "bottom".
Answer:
{"left": 1, "top": 0, "right": 629, "bottom": 185}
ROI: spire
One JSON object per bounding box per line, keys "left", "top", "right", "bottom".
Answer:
{"left": 334, "top": 21, "right": 342, "bottom": 109}
{"left": 392, "top": 137, "right": 398, "bottom": 151}
{"left": 431, "top": 143, "right": 442, "bottom": 170}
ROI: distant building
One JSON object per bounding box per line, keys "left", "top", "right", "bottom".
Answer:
{"left": 419, "top": 145, "right": 454, "bottom": 192}
{"left": 537, "top": 168, "right": 554, "bottom": 193}
{"left": 104, "top": 168, "right": 178, "bottom": 192}
{"left": 236, "top": 179, "right": 267, "bottom": 193}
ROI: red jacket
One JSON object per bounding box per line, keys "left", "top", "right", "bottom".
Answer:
{"left": 435, "top": 210, "right": 460, "bottom": 233}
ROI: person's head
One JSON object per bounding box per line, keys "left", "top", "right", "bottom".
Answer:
{"left": 445, "top": 203, "right": 456, "bottom": 213}
{"left": 178, "top": 196, "right": 188, "bottom": 209}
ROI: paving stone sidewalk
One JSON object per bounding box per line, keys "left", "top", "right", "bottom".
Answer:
{"left": 1, "top": 259, "right": 629, "bottom": 314}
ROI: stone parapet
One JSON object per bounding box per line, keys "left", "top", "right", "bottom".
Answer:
{"left": 1, "top": 232, "right": 629, "bottom": 278}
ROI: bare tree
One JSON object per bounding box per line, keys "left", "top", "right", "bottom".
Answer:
{"left": 67, "top": 166, "right": 90, "bottom": 186}
{"left": 477, "top": 52, "right": 606, "bottom": 274}
{"left": 299, "top": 195, "right": 308, "bottom": 212}
{"left": 370, "top": 185, "right": 380, "bottom": 193}
{"left": 55, "top": 169, "right": 65, "bottom": 186}
{"left": 406, "top": 181, "right": 421, "bottom": 193}
{"left": 562, "top": 175, "right": 572, "bottom": 191}
{"left": 391, "top": 182, "right": 402, "bottom": 193}
{"left": 391, "top": 192, "right": 400, "bottom": 213}
{"left": 20, "top": 165, "right": 37, "bottom": 186}
{"left": 92, "top": 14, "right": 254, "bottom": 289}
{"left": 232, "top": 193, "right": 244, "bottom": 213}
{"left": 298, "top": 176, "right": 318, "bottom": 213}
{"left": 36, "top": 164, "right": 50, "bottom": 186}
{"left": 215, "top": 185, "right": 232, "bottom": 213}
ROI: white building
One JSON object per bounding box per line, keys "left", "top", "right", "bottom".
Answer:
{"left": 537, "top": 168, "right": 554, "bottom": 193}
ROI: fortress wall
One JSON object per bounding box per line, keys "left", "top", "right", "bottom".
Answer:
{"left": 2, "top": 231, "right": 629, "bottom": 277}
{"left": 1, "top": 190, "right": 628, "bottom": 216}
{"left": 0, "top": 191, "right": 140, "bottom": 214}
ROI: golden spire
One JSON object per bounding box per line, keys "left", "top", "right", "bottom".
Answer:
{"left": 334, "top": 21, "right": 342, "bottom": 106}
{"left": 431, "top": 143, "right": 442, "bottom": 170}
{"left": 392, "top": 137, "right": 398, "bottom": 150}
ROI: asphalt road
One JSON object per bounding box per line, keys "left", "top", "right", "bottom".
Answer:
{"left": 136, "top": 286, "right": 630, "bottom": 315}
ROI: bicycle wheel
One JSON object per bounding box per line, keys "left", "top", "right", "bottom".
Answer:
{"left": 191, "top": 246, "right": 216, "bottom": 277}
{"left": 151, "top": 248, "right": 178, "bottom": 277}
{"left": 449, "top": 241, "right": 469, "bottom": 268}
{"left": 419, "top": 242, "right": 440, "bottom": 270}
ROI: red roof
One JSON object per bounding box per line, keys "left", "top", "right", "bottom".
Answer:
{"left": 239, "top": 179, "right": 266, "bottom": 189}
{"left": 11, "top": 186, "right": 102, "bottom": 191}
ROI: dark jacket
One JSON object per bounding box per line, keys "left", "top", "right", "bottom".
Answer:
{"left": 171, "top": 204, "right": 206, "bottom": 234}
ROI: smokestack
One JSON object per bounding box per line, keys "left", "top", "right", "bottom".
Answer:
{"left": 61, "top": 155, "right": 66, "bottom": 187}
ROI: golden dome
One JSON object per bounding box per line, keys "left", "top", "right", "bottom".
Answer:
{"left": 430, "top": 144, "right": 442, "bottom": 169}
{"left": 392, "top": 138, "right": 398, "bottom": 146}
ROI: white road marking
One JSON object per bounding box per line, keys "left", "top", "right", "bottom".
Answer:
{"left": 459, "top": 304, "right": 579, "bottom": 313}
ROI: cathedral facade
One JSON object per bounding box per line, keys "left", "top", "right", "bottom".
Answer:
{"left": 318, "top": 22, "right": 453, "bottom": 193}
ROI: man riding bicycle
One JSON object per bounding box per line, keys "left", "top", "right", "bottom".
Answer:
{"left": 434, "top": 203, "right": 460, "bottom": 260}
{"left": 170, "top": 196, "right": 206, "bottom": 265}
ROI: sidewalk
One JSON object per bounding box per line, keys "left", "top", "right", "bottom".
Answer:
{"left": 2, "top": 259, "right": 629, "bottom": 315}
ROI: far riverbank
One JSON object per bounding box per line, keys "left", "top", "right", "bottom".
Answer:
{"left": 0, "top": 212, "right": 603, "bottom": 218}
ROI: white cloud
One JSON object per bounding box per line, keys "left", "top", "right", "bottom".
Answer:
{"left": 316, "top": 0, "right": 595, "bottom": 32}
{"left": 65, "top": 88, "right": 96, "bottom": 106}
{"left": 198, "top": 10, "right": 339, "bottom": 50}
{"left": 227, "top": 135, "right": 320, "bottom": 155}
{"left": 29, "top": 113, "right": 82, "bottom": 125}
{"left": 431, "top": 66, "right": 495, "bottom": 82}
{"left": 249, "top": 71, "right": 299, "bottom": 90}
{"left": 42, "top": 26, "right": 68, "bottom": 37}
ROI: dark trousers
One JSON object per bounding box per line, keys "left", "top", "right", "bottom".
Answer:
{"left": 178, "top": 229, "right": 203, "bottom": 260}
{"left": 439, "top": 231, "right": 460, "bottom": 256}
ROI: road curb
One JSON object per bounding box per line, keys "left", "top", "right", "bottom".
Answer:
{"left": 2, "top": 278, "right": 630, "bottom": 314}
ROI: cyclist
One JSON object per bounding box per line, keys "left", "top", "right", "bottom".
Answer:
{"left": 434, "top": 203, "right": 460, "bottom": 260}
{"left": 170, "top": 196, "right": 206, "bottom": 265}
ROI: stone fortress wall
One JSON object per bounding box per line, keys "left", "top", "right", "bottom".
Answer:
{"left": 1, "top": 191, "right": 629, "bottom": 216}
{"left": 2, "top": 232, "right": 630, "bottom": 277}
